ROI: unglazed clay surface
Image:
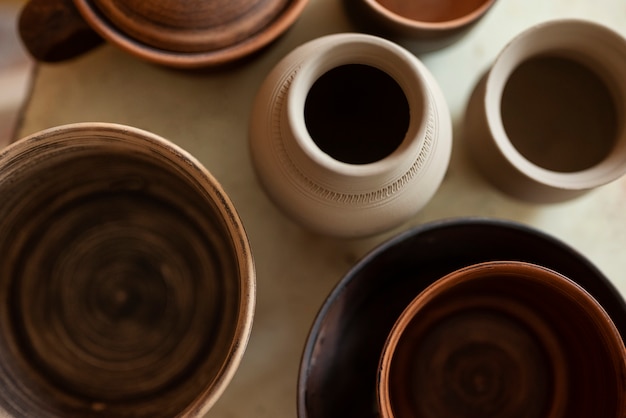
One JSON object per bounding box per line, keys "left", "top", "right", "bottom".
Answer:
{"left": 249, "top": 33, "right": 452, "bottom": 237}
{"left": 501, "top": 55, "right": 618, "bottom": 173}
{"left": 464, "top": 19, "right": 626, "bottom": 202}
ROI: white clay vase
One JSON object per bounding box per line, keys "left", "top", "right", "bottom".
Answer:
{"left": 249, "top": 33, "right": 452, "bottom": 238}
{"left": 463, "top": 19, "right": 626, "bottom": 203}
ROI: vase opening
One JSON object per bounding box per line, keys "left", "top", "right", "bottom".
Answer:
{"left": 303, "top": 63, "right": 410, "bottom": 165}
{"left": 500, "top": 54, "right": 619, "bottom": 173}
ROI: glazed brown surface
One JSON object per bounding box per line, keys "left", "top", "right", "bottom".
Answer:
{"left": 299, "top": 221, "right": 626, "bottom": 418}
{"left": 381, "top": 262, "right": 626, "bottom": 418}
{"left": 0, "top": 126, "right": 253, "bottom": 417}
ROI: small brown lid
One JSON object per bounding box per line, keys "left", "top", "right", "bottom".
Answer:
{"left": 91, "top": 0, "right": 291, "bottom": 52}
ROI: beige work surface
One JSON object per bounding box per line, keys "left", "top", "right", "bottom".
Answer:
{"left": 15, "top": 0, "right": 626, "bottom": 416}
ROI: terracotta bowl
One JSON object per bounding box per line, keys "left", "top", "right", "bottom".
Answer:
{"left": 343, "top": 0, "right": 497, "bottom": 52}
{"left": 297, "top": 218, "right": 626, "bottom": 418}
{"left": 378, "top": 261, "right": 626, "bottom": 418}
{"left": 19, "top": 0, "right": 309, "bottom": 68}
{"left": 0, "top": 123, "right": 255, "bottom": 417}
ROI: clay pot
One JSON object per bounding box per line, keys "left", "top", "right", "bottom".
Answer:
{"left": 298, "top": 218, "right": 626, "bottom": 418}
{"left": 464, "top": 19, "right": 626, "bottom": 202}
{"left": 249, "top": 33, "right": 452, "bottom": 238}
{"left": 0, "top": 123, "right": 255, "bottom": 417}
{"left": 343, "top": 0, "right": 497, "bottom": 53}
{"left": 18, "top": 0, "right": 309, "bottom": 68}
{"left": 377, "top": 261, "right": 626, "bottom": 418}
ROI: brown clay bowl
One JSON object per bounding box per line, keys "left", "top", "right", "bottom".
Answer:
{"left": 0, "top": 123, "right": 255, "bottom": 417}
{"left": 343, "top": 0, "right": 497, "bottom": 52}
{"left": 298, "top": 218, "right": 626, "bottom": 418}
{"left": 378, "top": 261, "right": 626, "bottom": 418}
{"left": 19, "top": 0, "right": 309, "bottom": 68}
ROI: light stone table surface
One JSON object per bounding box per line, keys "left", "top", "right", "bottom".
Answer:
{"left": 0, "top": 0, "right": 33, "bottom": 148}
{"left": 14, "top": 0, "right": 626, "bottom": 416}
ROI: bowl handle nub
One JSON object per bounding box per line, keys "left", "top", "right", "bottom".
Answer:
{"left": 18, "top": 0, "right": 104, "bottom": 62}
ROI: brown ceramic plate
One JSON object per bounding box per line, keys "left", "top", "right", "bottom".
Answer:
{"left": 74, "top": 0, "right": 310, "bottom": 68}
{"left": 297, "top": 217, "right": 626, "bottom": 418}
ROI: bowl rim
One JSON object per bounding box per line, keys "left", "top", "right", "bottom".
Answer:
{"left": 297, "top": 216, "right": 626, "bottom": 418}
{"left": 72, "top": 0, "right": 311, "bottom": 68}
{"left": 1, "top": 122, "right": 256, "bottom": 417}
{"left": 361, "top": 0, "right": 497, "bottom": 31}
{"left": 376, "top": 259, "right": 626, "bottom": 418}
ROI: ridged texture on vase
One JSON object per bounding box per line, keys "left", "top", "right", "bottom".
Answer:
{"left": 250, "top": 33, "right": 452, "bottom": 237}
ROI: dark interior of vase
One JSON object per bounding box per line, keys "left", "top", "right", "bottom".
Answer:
{"left": 304, "top": 63, "right": 410, "bottom": 165}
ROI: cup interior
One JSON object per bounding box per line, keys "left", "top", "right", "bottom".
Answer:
{"left": 378, "top": 261, "right": 626, "bottom": 418}
{"left": 501, "top": 53, "right": 618, "bottom": 173}
{"left": 0, "top": 124, "right": 253, "bottom": 417}
{"left": 485, "top": 20, "right": 626, "bottom": 187}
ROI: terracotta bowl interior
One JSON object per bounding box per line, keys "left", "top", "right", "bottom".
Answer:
{"left": 0, "top": 125, "right": 253, "bottom": 417}
{"left": 73, "top": 0, "right": 310, "bottom": 67}
{"left": 365, "top": 0, "right": 496, "bottom": 29}
{"left": 297, "top": 219, "right": 626, "bottom": 418}
{"left": 379, "top": 261, "right": 626, "bottom": 418}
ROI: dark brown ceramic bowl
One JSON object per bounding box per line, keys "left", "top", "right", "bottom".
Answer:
{"left": 298, "top": 218, "right": 626, "bottom": 418}
{"left": 378, "top": 261, "right": 626, "bottom": 418}
{"left": 0, "top": 123, "right": 255, "bottom": 417}
{"left": 19, "top": 0, "right": 310, "bottom": 68}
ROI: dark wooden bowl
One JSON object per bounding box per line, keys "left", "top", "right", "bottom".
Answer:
{"left": 298, "top": 218, "right": 626, "bottom": 418}
{"left": 378, "top": 261, "right": 626, "bottom": 417}
{"left": 0, "top": 123, "right": 255, "bottom": 417}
